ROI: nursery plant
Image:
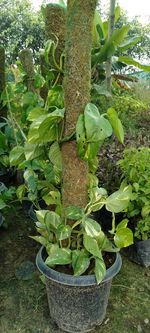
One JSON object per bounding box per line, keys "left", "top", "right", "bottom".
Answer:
{"left": 3, "top": 1, "right": 134, "bottom": 331}
{"left": 20, "top": 1, "right": 134, "bottom": 332}
{"left": 118, "top": 147, "right": 150, "bottom": 267}
{"left": 118, "top": 147, "right": 150, "bottom": 241}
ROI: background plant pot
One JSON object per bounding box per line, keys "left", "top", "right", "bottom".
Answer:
{"left": 28, "top": 200, "right": 47, "bottom": 221}
{"left": 125, "top": 238, "right": 150, "bottom": 268}
{"left": 0, "top": 169, "right": 13, "bottom": 186}
{"left": 36, "top": 247, "right": 122, "bottom": 333}
{"left": 0, "top": 212, "right": 4, "bottom": 227}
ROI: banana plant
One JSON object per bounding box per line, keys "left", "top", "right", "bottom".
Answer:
{"left": 91, "top": 5, "right": 150, "bottom": 80}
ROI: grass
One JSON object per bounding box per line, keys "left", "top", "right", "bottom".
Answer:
{"left": 0, "top": 206, "right": 150, "bottom": 333}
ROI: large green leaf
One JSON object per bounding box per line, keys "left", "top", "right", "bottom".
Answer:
{"left": 83, "top": 234, "right": 101, "bottom": 258}
{"left": 95, "top": 258, "right": 106, "bottom": 284}
{"left": 35, "top": 210, "right": 51, "bottom": 225}
{"left": 48, "top": 142, "right": 62, "bottom": 171}
{"left": 114, "top": 227, "right": 133, "bottom": 248}
{"left": 27, "top": 107, "right": 47, "bottom": 121}
{"left": 92, "top": 10, "right": 105, "bottom": 47}
{"left": 118, "top": 56, "right": 150, "bottom": 72}
{"left": 24, "top": 143, "right": 43, "bottom": 161}
{"left": 107, "top": 108, "right": 124, "bottom": 144}
{"left": 44, "top": 211, "right": 61, "bottom": 232}
{"left": 9, "top": 146, "right": 25, "bottom": 166}
{"left": 84, "top": 103, "right": 112, "bottom": 142}
{"left": 92, "top": 26, "right": 129, "bottom": 65}
{"left": 24, "top": 169, "right": 38, "bottom": 193}
{"left": 76, "top": 114, "right": 86, "bottom": 158}
{"left": 106, "top": 185, "right": 132, "bottom": 213}
{"left": 47, "top": 86, "right": 64, "bottom": 109}
{"left": 27, "top": 115, "right": 47, "bottom": 144}
{"left": 45, "top": 248, "right": 72, "bottom": 266}
{"left": 118, "top": 36, "right": 141, "bottom": 52}
{"left": 83, "top": 217, "right": 101, "bottom": 238}
{"left": 16, "top": 184, "right": 26, "bottom": 201}
{"left": 56, "top": 224, "right": 72, "bottom": 241}
{"left": 87, "top": 187, "right": 107, "bottom": 213}
{"left": 73, "top": 250, "right": 90, "bottom": 276}
{"left": 38, "top": 109, "right": 64, "bottom": 143}
{"left": 65, "top": 206, "right": 85, "bottom": 220}
{"left": 30, "top": 236, "right": 48, "bottom": 246}
{"left": 0, "top": 198, "right": 7, "bottom": 210}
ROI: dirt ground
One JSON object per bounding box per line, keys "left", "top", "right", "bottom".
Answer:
{"left": 0, "top": 205, "right": 150, "bottom": 333}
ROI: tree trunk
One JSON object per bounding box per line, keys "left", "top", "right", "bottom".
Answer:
{"left": 19, "top": 49, "right": 36, "bottom": 93}
{"left": 62, "top": 0, "right": 97, "bottom": 217}
{"left": 106, "top": 0, "right": 116, "bottom": 93}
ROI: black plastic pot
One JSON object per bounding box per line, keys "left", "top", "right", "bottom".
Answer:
{"left": 0, "top": 212, "right": 4, "bottom": 227}
{"left": 36, "top": 247, "right": 122, "bottom": 333}
{"left": 0, "top": 169, "right": 13, "bottom": 186}
{"left": 125, "top": 239, "right": 150, "bottom": 268}
{"left": 28, "top": 200, "right": 47, "bottom": 221}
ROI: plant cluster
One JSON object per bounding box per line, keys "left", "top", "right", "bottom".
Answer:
{"left": 118, "top": 147, "right": 150, "bottom": 241}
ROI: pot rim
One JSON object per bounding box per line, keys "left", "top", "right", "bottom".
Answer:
{"left": 36, "top": 246, "right": 122, "bottom": 286}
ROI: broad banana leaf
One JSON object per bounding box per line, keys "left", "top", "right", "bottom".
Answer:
{"left": 118, "top": 56, "right": 150, "bottom": 72}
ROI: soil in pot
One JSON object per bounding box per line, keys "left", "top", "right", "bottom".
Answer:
{"left": 36, "top": 247, "right": 122, "bottom": 333}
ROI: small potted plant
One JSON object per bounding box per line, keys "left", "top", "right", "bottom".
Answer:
{"left": 117, "top": 147, "right": 150, "bottom": 267}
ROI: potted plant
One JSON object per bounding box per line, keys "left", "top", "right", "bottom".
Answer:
{"left": 8, "top": 1, "right": 133, "bottom": 331}
{"left": 22, "top": 0, "right": 134, "bottom": 331}
{"left": 117, "top": 147, "right": 150, "bottom": 267}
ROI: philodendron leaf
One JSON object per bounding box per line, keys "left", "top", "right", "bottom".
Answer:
{"left": 84, "top": 103, "right": 112, "bottom": 142}
{"left": 116, "top": 219, "right": 129, "bottom": 231}
{"left": 30, "top": 236, "right": 48, "bottom": 246}
{"left": 83, "top": 217, "right": 101, "bottom": 238}
{"left": 83, "top": 234, "right": 101, "bottom": 258}
{"left": 27, "top": 107, "right": 47, "bottom": 121}
{"left": 48, "top": 142, "right": 62, "bottom": 171}
{"left": 35, "top": 210, "right": 50, "bottom": 224}
{"left": 73, "top": 250, "right": 90, "bottom": 276}
{"left": 45, "top": 248, "right": 72, "bottom": 266}
{"left": 95, "top": 258, "right": 106, "bottom": 284}
{"left": 107, "top": 108, "right": 124, "bottom": 144}
{"left": 0, "top": 198, "right": 7, "bottom": 210}
{"left": 65, "top": 206, "right": 85, "bottom": 220}
{"left": 76, "top": 114, "right": 86, "bottom": 158}
{"left": 9, "top": 146, "right": 25, "bottom": 166}
{"left": 106, "top": 185, "right": 132, "bottom": 213}
{"left": 24, "top": 143, "right": 43, "bottom": 161}
{"left": 114, "top": 228, "right": 133, "bottom": 248}
{"left": 24, "top": 169, "right": 38, "bottom": 193}
{"left": 16, "top": 184, "right": 26, "bottom": 201}
{"left": 56, "top": 224, "right": 72, "bottom": 241}
{"left": 45, "top": 211, "right": 61, "bottom": 232}
{"left": 38, "top": 109, "right": 64, "bottom": 143}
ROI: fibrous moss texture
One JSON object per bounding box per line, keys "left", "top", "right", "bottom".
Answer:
{"left": 62, "top": 0, "right": 97, "bottom": 212}
{"left": 0, "top": 46, "right": 5, "bottom": 94}
{"left": 43, "top": 4, "right": 66, "bottom": 63}
{"left": 19, "top": 49, "right": 35, "bottom": 92}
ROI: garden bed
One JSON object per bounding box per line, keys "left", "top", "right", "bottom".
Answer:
{"left": 0, "top": 206, "right": 150, "bottom": 333}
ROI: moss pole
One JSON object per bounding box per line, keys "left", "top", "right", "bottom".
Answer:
{"left": 62, "top": 0, "right": 97, "bottom": 214}
{"left": 44, "top": 4, "right": 66, "bottom": 64}
{"left": 19, "top": 49, "right": 36, "bottom": 92}
{"left": 41, "top": 4, "right": 66, "bottom": 101}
